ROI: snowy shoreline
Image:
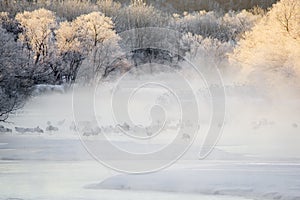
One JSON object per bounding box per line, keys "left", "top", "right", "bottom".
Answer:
{"left": 1, "top": 134, "right": 300, "bottom": 200}
{"left": 90, "top": 163, "right": 300, "bottom": 200}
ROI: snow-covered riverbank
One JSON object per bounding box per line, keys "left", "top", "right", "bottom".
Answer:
{"left": 0, "top": 135, "right": 300, "bottom": 200}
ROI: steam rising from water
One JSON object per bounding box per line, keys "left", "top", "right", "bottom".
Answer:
{"left": 5, "top": 62, "right": 300, "bottom": 161}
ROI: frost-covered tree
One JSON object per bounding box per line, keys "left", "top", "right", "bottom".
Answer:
{"left": 171, "top": 11, "right": 220, "bottom": 39}
{"left": 16, "top": 8, "right": 56, "bottom": 65}
{"left": 56, "top": 21, "right": 81, "bottom": 54}
{"left": 171, "top": 10, "right": 260, "bottom": 42}
{"left": 55, "top": 21, "right": 84, "bottom": 83}
{"left": 48, "top": 0, "right": 99, "bottom": 21}
{"left": 0, "top": 12, "right": 21, "bottom": 37}
{"left": 114, "top": 1, "right": 176, "bottom": 67}
{"left": 0, "top": 27, "right": 33, "bottom": 122}
{"left": 181, "top": 32, "right": 233, "bottom": 64}
{"left": 97, "top": 0, "right": 121, "bottom": 21}
{"left": 115, "top": 0, "right": 167, "bottom": 33}
{"left": 74, "top": 12, "right": 121, "bottom": 82}
{"left": 271, "top": 0, "right": 300, "bottom": 38}
{"left": 73, "top": 11, "right": 117, "bottom": 49}
{"left": 230, "top": 0, "right": 300, "bottom": 83}
{"left": 78, "top": 38, "right": 126, "bottom": 83}
{"left": 0, "top": 0, "right": 99, "bottom": 20}
{"left": 222, "top": 10, "right": 261, "bottom": 41}
{"left": 56, "top": 12, "right": 121, "bottom": 83}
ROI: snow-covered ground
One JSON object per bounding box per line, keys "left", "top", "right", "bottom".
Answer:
{"left": 0, "top": 135, "right": 254, "bottom": 200}
{"left": 1, "top": 133, "right": 300, "bottom": 200}
{"left": 93, "top": 161, "right": 300, "bottom": 200}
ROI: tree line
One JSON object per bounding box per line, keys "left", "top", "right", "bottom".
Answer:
{"left": 0, "top": 0, "right": 299, "bottom": 121}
